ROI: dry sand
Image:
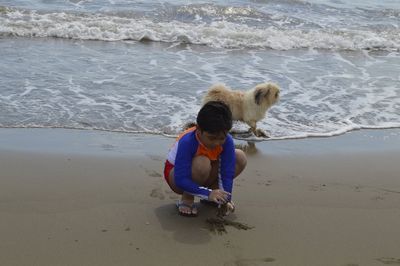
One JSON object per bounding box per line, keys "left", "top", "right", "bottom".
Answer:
{"left": 1, "top": 128, "right": 400, "bottom": 266}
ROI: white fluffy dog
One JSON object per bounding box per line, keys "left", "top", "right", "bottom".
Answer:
{"left": 203, "top": 82, "right": 280, "bottom": 137}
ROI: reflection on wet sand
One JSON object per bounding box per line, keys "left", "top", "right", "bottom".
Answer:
{"left": 235, "top": 142, "right": 258, "bottom": 155}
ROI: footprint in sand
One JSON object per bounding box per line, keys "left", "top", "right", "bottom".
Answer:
{"left": 309, "top": 184, "right": 326, "bottom": 192}
{"left": 257, "top": 180, "right": 272, "bottom": 187}
{"left": 147, "top": 154, "right": 164, "bottom": 162}
{"left": 165, "top": 190, "right": 179, "bottom": 199}
{"left": 376, "top": 257, "right": 400, "bottom": 265}
{"left": 148, "top": 170, "right": 162, "bottom": 177}
{"left": 150, "top": 188, "right": 165, "bottom": 200}
{"left": 371, "top": 195, "right": 385, "bottom": 201}
{"left": 139, "top": 165, "right": 162, "bottom": 178}
{"left": 144, "top": 168, "right": 162, "bottom": 177}
{"left": 224, "top": 258, "right": 276, "bottom": 266}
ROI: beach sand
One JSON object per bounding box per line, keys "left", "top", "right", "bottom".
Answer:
{"left": 1, "top": 128, "right": 400, "bottom": 266}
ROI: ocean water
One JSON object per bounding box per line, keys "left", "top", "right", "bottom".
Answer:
{"left": 1, "top": 0, "right": 399, "bottom": 140}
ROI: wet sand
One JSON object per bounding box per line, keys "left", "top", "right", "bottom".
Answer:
{"left": 1, "top": 128, "right": 400, "bottom": 266}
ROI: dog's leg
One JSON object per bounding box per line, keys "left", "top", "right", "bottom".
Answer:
{"left": 248, "top": 121, "right": 268, "bottom": 138}
{"left": 248, "top": 121, "right": 261, "bottom": 137}
{"left": 247, "top": 121, "right": 256, "bottom": 132}
{"left": 254, "top": 128, "right": 268, "bottom": 138}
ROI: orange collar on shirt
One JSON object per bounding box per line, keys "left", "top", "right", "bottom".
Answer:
{"left": 195, "top": 129, "right": 223, "bottom": 161}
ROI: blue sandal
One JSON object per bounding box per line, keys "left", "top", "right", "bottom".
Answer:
{"left": 176, "top": 201, "right": 198, "bottom": 217}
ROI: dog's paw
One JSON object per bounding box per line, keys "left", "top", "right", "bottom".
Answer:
{"left": 254, "top": 128, "right": 269, "bottom": 138}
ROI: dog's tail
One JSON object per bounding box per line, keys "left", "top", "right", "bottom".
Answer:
{"left": 203, "top": 84, "right": 229, "bottom": 105}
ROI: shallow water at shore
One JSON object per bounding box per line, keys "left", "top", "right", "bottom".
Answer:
{"left": 1, "top": 38, "right": 399, "bottom": 140}
{"left": 1, "top": 0, "right": 399, "bottom": 140}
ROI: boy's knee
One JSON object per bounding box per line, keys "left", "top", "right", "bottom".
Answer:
{"left": 235, "top": 149, "right": 247, "bottom": 171}
{"left": 192, "top": 156, "right": 211, "bottom": 178}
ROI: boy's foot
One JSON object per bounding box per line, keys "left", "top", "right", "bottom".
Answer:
{"left": 176, "top": 200, "right": 198, "bottom": 217}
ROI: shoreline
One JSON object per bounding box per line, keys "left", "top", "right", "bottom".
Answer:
{"left": 1, "top": 128, "right": 400, "bottom": 266}
{"left": 1, "top": 127, "right": 400, "bottom": 154}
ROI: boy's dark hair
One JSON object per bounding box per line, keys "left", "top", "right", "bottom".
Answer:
{"left": 196, "top": 101, "right": 232, "bottom": 134}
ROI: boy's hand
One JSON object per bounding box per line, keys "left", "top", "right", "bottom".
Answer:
{"left": 208, "top": 189, "right": 230, "bottom": 204}
{"left": 225, "top": 201, "right": 235, "bottom": 215}
{"left": 216, "top": 201, "right": 235, "bottom": 217}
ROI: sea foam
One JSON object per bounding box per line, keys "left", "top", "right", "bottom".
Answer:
{"left": 1, "top": 7, "right": 399, "bottom": 51}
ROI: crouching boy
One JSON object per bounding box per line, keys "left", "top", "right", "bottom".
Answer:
{"left": 163, "top": 101, "right": 247, "bottom": 217}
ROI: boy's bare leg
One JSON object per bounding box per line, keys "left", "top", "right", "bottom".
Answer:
{"left": 184, "top": 155, "right": 214, "bottom": 215}
{"left": 167, "top": 155, "right": 212, "bottom": 215}
{"left": 235, "top": 149, "right": 247, "bottom": 176}
{"left": 205, "top": 149, "right": 247, "bottom": 189}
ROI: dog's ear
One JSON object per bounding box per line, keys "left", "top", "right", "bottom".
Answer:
{"left": 255, "top": 89, "right": 263, "bottom": 105}
{"left": 254, "top": 88, "right": 270, "bottom": 105}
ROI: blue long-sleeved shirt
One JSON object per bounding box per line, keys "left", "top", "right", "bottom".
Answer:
{"left": 166, "top": 127, "right": 235, "bottom": 199}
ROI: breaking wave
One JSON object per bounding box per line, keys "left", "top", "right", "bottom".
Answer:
{"left": 1, "top": 6, "right": 399, "bottom": 51}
